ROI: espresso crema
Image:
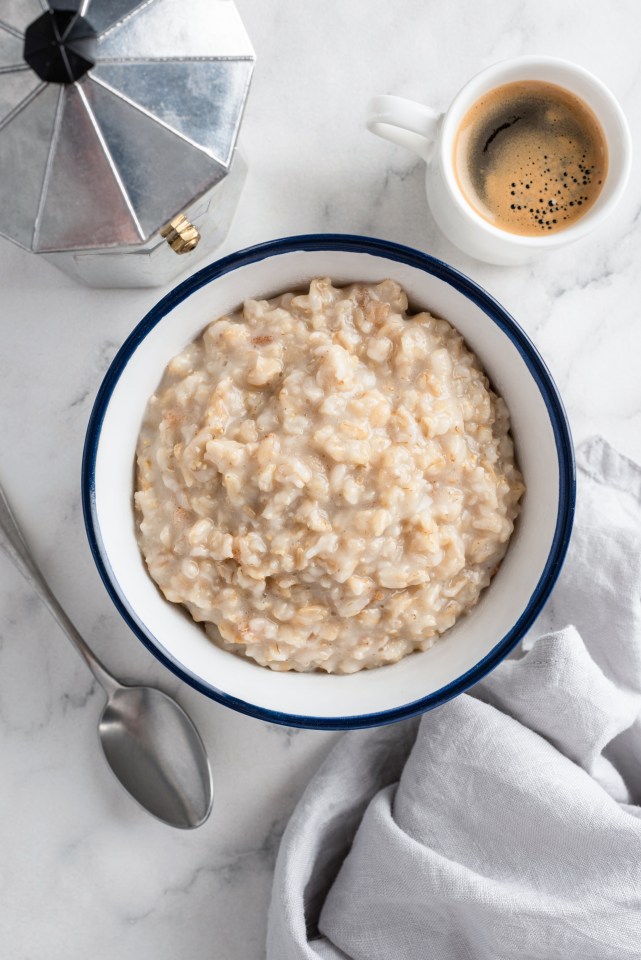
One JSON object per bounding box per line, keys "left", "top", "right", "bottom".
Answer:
{"left": 454, "top": 80, "right": 608, "bottom": 236}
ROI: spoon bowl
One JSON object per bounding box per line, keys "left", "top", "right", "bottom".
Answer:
{"left": 99, "top": 685, "right": 213, "bottom": 829}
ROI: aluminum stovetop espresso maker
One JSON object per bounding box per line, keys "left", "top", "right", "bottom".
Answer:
{"left": 0, "top": 0, "right": 255, "bottom": 287}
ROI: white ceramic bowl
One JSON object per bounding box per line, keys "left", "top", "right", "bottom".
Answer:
{"left": 82, "top": 235, "right": 575, "bottom": 729}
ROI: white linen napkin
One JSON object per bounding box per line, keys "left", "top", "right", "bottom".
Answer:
{"left": 267, "top": 438, "right": 641, "bottom": 959}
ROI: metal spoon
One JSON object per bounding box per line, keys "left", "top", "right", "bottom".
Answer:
{"left": 0, "top": 481, "right": 213, "bottom": 829}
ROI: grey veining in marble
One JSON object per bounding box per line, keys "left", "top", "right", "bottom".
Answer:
{"left": 1, "top": 0, "right": 641, "bottom": 957}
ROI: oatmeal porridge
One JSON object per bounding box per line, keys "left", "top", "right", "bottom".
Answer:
{"left": 135, "top": 279, "right": 524, "bottom": 673}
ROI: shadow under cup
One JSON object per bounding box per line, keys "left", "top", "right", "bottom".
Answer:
{"left": 82, "top": 235, "right": 575, "bottom": 729}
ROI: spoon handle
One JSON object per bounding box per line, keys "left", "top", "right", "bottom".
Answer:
{"left": 0, "top": 480, "right": 119, "bottom": 696}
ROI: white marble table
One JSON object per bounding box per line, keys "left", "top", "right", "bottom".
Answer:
{"left": 1, "top": 1, "right": 640, "bottom": 957}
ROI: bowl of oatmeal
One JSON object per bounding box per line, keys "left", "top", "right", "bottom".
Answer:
{"left": 82, "top": 235, "right": 575, "bottom": 728}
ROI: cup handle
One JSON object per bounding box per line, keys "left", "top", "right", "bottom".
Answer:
{"left": 366, "top": 94, "right": 441, "bottom": 161}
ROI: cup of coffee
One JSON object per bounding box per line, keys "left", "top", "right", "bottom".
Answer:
{"left": 366, "top": 57, "right": 631, "bottom": 264}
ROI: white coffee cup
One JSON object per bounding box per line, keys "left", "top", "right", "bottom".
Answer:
{"left": 366, "top": 56, "right": 632, "bottom": 265}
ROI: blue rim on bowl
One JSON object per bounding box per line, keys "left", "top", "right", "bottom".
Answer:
{"left": 82, "top": 234, "right": 576, "bottom": 729}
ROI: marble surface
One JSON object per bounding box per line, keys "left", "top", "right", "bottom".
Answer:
{"left": 1, "top": 0, "right": 640, "bottom": 957}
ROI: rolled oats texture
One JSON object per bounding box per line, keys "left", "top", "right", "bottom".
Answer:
{"left": 135, "top": 278, "right": 524, "bottom": 673}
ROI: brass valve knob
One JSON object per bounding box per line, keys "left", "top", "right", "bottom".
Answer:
{"left": 160, "top": 214, "right": 201, "bottom": 254}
